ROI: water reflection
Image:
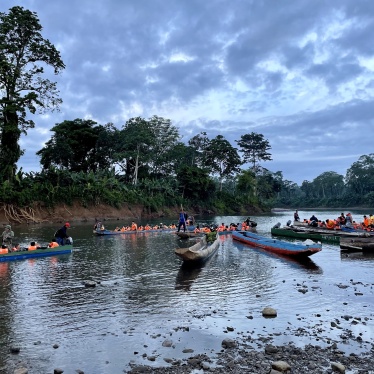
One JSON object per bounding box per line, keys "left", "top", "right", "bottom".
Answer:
{"left": 340, "top": 250, "right": 374, "bottom": 262}
{"left": 232, "top": 241, "right": 323, "bottom": 273}
{"left": 175, "top": 263, "right": 203, "bottom": 291}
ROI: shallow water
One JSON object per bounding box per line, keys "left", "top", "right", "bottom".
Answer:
{"left": 0, "top": 209, "right": 373, "bottom": 373}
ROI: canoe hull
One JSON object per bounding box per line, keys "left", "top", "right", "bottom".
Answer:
{"left": 340, "top": 237, "right": 374, "bottom": 252}
{"left": 0, "top": 245, "right": 73, "bottom": 262}
{"left": 233, "top": 231, "right": 321, "bottom": 258}
{"left": 175, "top": 234, "right": 220, "bottom": 263}
{"left": 271, "top": 227, "right": 340, "bottom": 244}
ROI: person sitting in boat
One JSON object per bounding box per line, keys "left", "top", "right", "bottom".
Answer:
{"left": 28, "top": 241, "right": 40, "bottom": 251}
{"left": 318, "top": 220, "right": 326, "bottom": 227}
{"left": 325, "top": 219, "right": 335, "bottom": 229}
{"left": 194, "top": 224, "right": 201, "bottom": 233}
{"left": 339, "top": 213, "right": 346, "bottom": 225}
{"left": 345, "top": 213, "right": 353, "bottom": 228}
{"left": 0, "top": 244, "right": 9, "bottom": 254}
{"left": 114, "top": 226, "right": 121, "bottom": 231}
{"left": 294, "top": 210, "right": 300, "bottom": 221}
{"left": 309, "top": 215, "right": 318, "bottom": 227}
{"left": 131, "top": 221, "right": 138, "bottom": 231}
{"left": 217, "top": 223, "right": 226, "bottom": 232}
{"left": 48, "top": 239, "right": 59, "bottom": 248}
{"left": 93, "top": 220, "right": 102, "bottom": 231}
{"left": 368, "top": 214, "right": 374, "bottom": 228}
{"left": 12, "top": 243, "right": 21, "bottom": 252}
{"left": 362, "top": 215, "right": 369, "bottom": 228}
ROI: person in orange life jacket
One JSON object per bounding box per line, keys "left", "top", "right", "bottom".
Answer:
{"left": 131, "top": 221, "right": 138, "bottom": 231}
{"left": 48, "top": 239, "right": 59, "bottom": 248}
{"left": 55, "top": 222, "right": 71, "bottom": 245}
{"left": 12, "top": 243, "right": 21, "bottom": 252}
{"left": 177, "top": 209, "right": 187, "bottom": 232}
{"left": 28, "top": 241, "right": 40, "bottom": 251}
{"left": 363, "top": 215, "right": 369, "bottom": 228}
{"left": 0, "top": 244, "right": 8, "bottom": 254}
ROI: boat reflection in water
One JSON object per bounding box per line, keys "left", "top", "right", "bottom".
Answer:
{"left": 232, "top": 241, "right": 323, "bottom": 274}
{"left": 340, "top": 250, "right": 374, "bottom": 262}
{"left": 175, "top": 252, "right": 217, "bottom": 291}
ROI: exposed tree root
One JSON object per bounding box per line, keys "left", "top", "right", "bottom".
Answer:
{"left": 2, "top": 204, "right": 47, "bottom": 224}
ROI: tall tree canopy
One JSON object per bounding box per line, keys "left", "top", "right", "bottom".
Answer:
{"left": 236, "top": 132, "right": 272, "bottom": 172}
{"left": 36, "top": 119, "right": 114, "bottom": 173}
{"left": 204, "top": 135, "right": 242, "bottom": 191}
{"left": 0, "top": 6, "right": 65, "bottom": 180}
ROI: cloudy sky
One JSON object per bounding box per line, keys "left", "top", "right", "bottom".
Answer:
{"left": 2, "top": 0, "right": 374, "bottom": 185}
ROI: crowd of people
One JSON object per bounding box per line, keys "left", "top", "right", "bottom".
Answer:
{"left": 294, "top": 210, "right": 374, "bottom": 231}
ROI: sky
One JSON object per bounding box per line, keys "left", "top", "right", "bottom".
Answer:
{"left": 2, "top": 0, "right": 374, "bottom": 185}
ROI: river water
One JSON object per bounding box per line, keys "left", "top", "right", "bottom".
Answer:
{"left": 0, "top": 209, "right": 373, "bottom": 373}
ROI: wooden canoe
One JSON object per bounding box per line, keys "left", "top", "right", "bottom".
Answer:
{"left": 232, "top": 231, "right": 322, "bottom": 258}
{"left": 0, "top": 245, "right": 73, "bottom": 262}
{"left": 175, "top": 233, "right": 220, "bottom": 263}
{"left": 271, "top": 227, "right": 341, "bottom": 244}
{"left": 340, "top": 237, "right": 374, "bottom": 252}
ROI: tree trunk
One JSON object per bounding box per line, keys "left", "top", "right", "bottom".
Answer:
{"left": 0, "top": 111, "right": 21, "bottom": 181}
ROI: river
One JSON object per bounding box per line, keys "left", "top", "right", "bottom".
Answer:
{"left": 0, "top": 209, "right": 373, "bottom": 373}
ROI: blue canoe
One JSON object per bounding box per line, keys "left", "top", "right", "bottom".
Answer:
{"left": 232, "top": 231, "right": 322, "bottom": 258}
{"left": 0, "top": 245, "right": 73, "bottom": 262}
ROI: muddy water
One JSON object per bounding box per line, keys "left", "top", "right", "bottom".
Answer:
{"left": 0, "top": 210, "right": 373, "bottom": 373}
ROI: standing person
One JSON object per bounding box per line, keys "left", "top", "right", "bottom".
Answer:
{"left": 177, "top": 208, "right": 187, "bottom": 233}
{"left": 54, "top": 222, "right": 71, "bottom": 246}
{"left": 2, "top": 225, "right": 14, "bottom": 246}
{"left": 294, "top": 210, "right": 300, "bottom": 221}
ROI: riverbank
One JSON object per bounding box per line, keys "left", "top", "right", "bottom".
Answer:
{"left": 0, "top": 202, "right": 264, "bottom": 226}
{"left": 0, "top": 202, "right": 174, "bottom": 226}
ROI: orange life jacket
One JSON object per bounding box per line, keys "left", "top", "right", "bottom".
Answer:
{"left": 48, "top": 242, "right": 59, "bottom": 248}
{"left": 0, "top": 247, "right": 8, "bottom": 254}
{"left": 28, "top": 245, "right": 38, "bottom": 251}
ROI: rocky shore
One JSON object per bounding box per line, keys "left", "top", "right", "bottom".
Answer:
{"left": 127, "top": 342, "right": 374, "bottom": 374}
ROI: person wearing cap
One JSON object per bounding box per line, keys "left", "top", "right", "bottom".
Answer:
{"left": 2, "top": 224, "right": 14, "bottom": 246}
{"left": 54, "top": 222, "right": 71, "bottom": 246}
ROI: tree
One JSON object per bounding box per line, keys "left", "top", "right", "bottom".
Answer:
{"left": 176, "top": 165, "right": 215, "bottom": 200}
{"left": 345, "top": 154, "right": 374, "bottom": 197}
{"left": 147, "top": 115, "right": 181, "bottom": 177}
{"left": 236, "top": 132, "right": 272, "bottom": 172}
{"left": 0, "top": 6, "right": 65, "bottom": 180}
{"left": 188, "top": 131, "right": 209, "bottom": 167}
{"left": 204, "top": 135, "right": 242, "bottom": 191}
{"left": 113, "top": 117, "right": 154, "bottom": 184}
{"left": 37, "top": 119, "right": 114, "bottom": 172}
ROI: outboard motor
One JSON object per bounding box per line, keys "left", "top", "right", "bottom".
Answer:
{"left": 286, "top": 220, "right": 291, "bottom": 227}
{"left": 272, "top": 222, "right": 281, "bottom": 229}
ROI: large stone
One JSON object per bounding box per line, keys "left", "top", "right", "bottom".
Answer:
{"left": 262, "top": 307, "right": 277, "bottom": 317}
{"left": 221, "top": 338, "right": 237, "bottom": 348}
{"left": 272, "top": 360, "right": 291, "bottom": 372}
{"left": 331, "top": 362, "right": 346, "bottom": 373}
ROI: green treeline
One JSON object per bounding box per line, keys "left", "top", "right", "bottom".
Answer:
{"left": 3, "top": 117, "right": 279, "bottom": 213}
{"left": 275, "top": 155, "right": 374, "bottom": 208}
